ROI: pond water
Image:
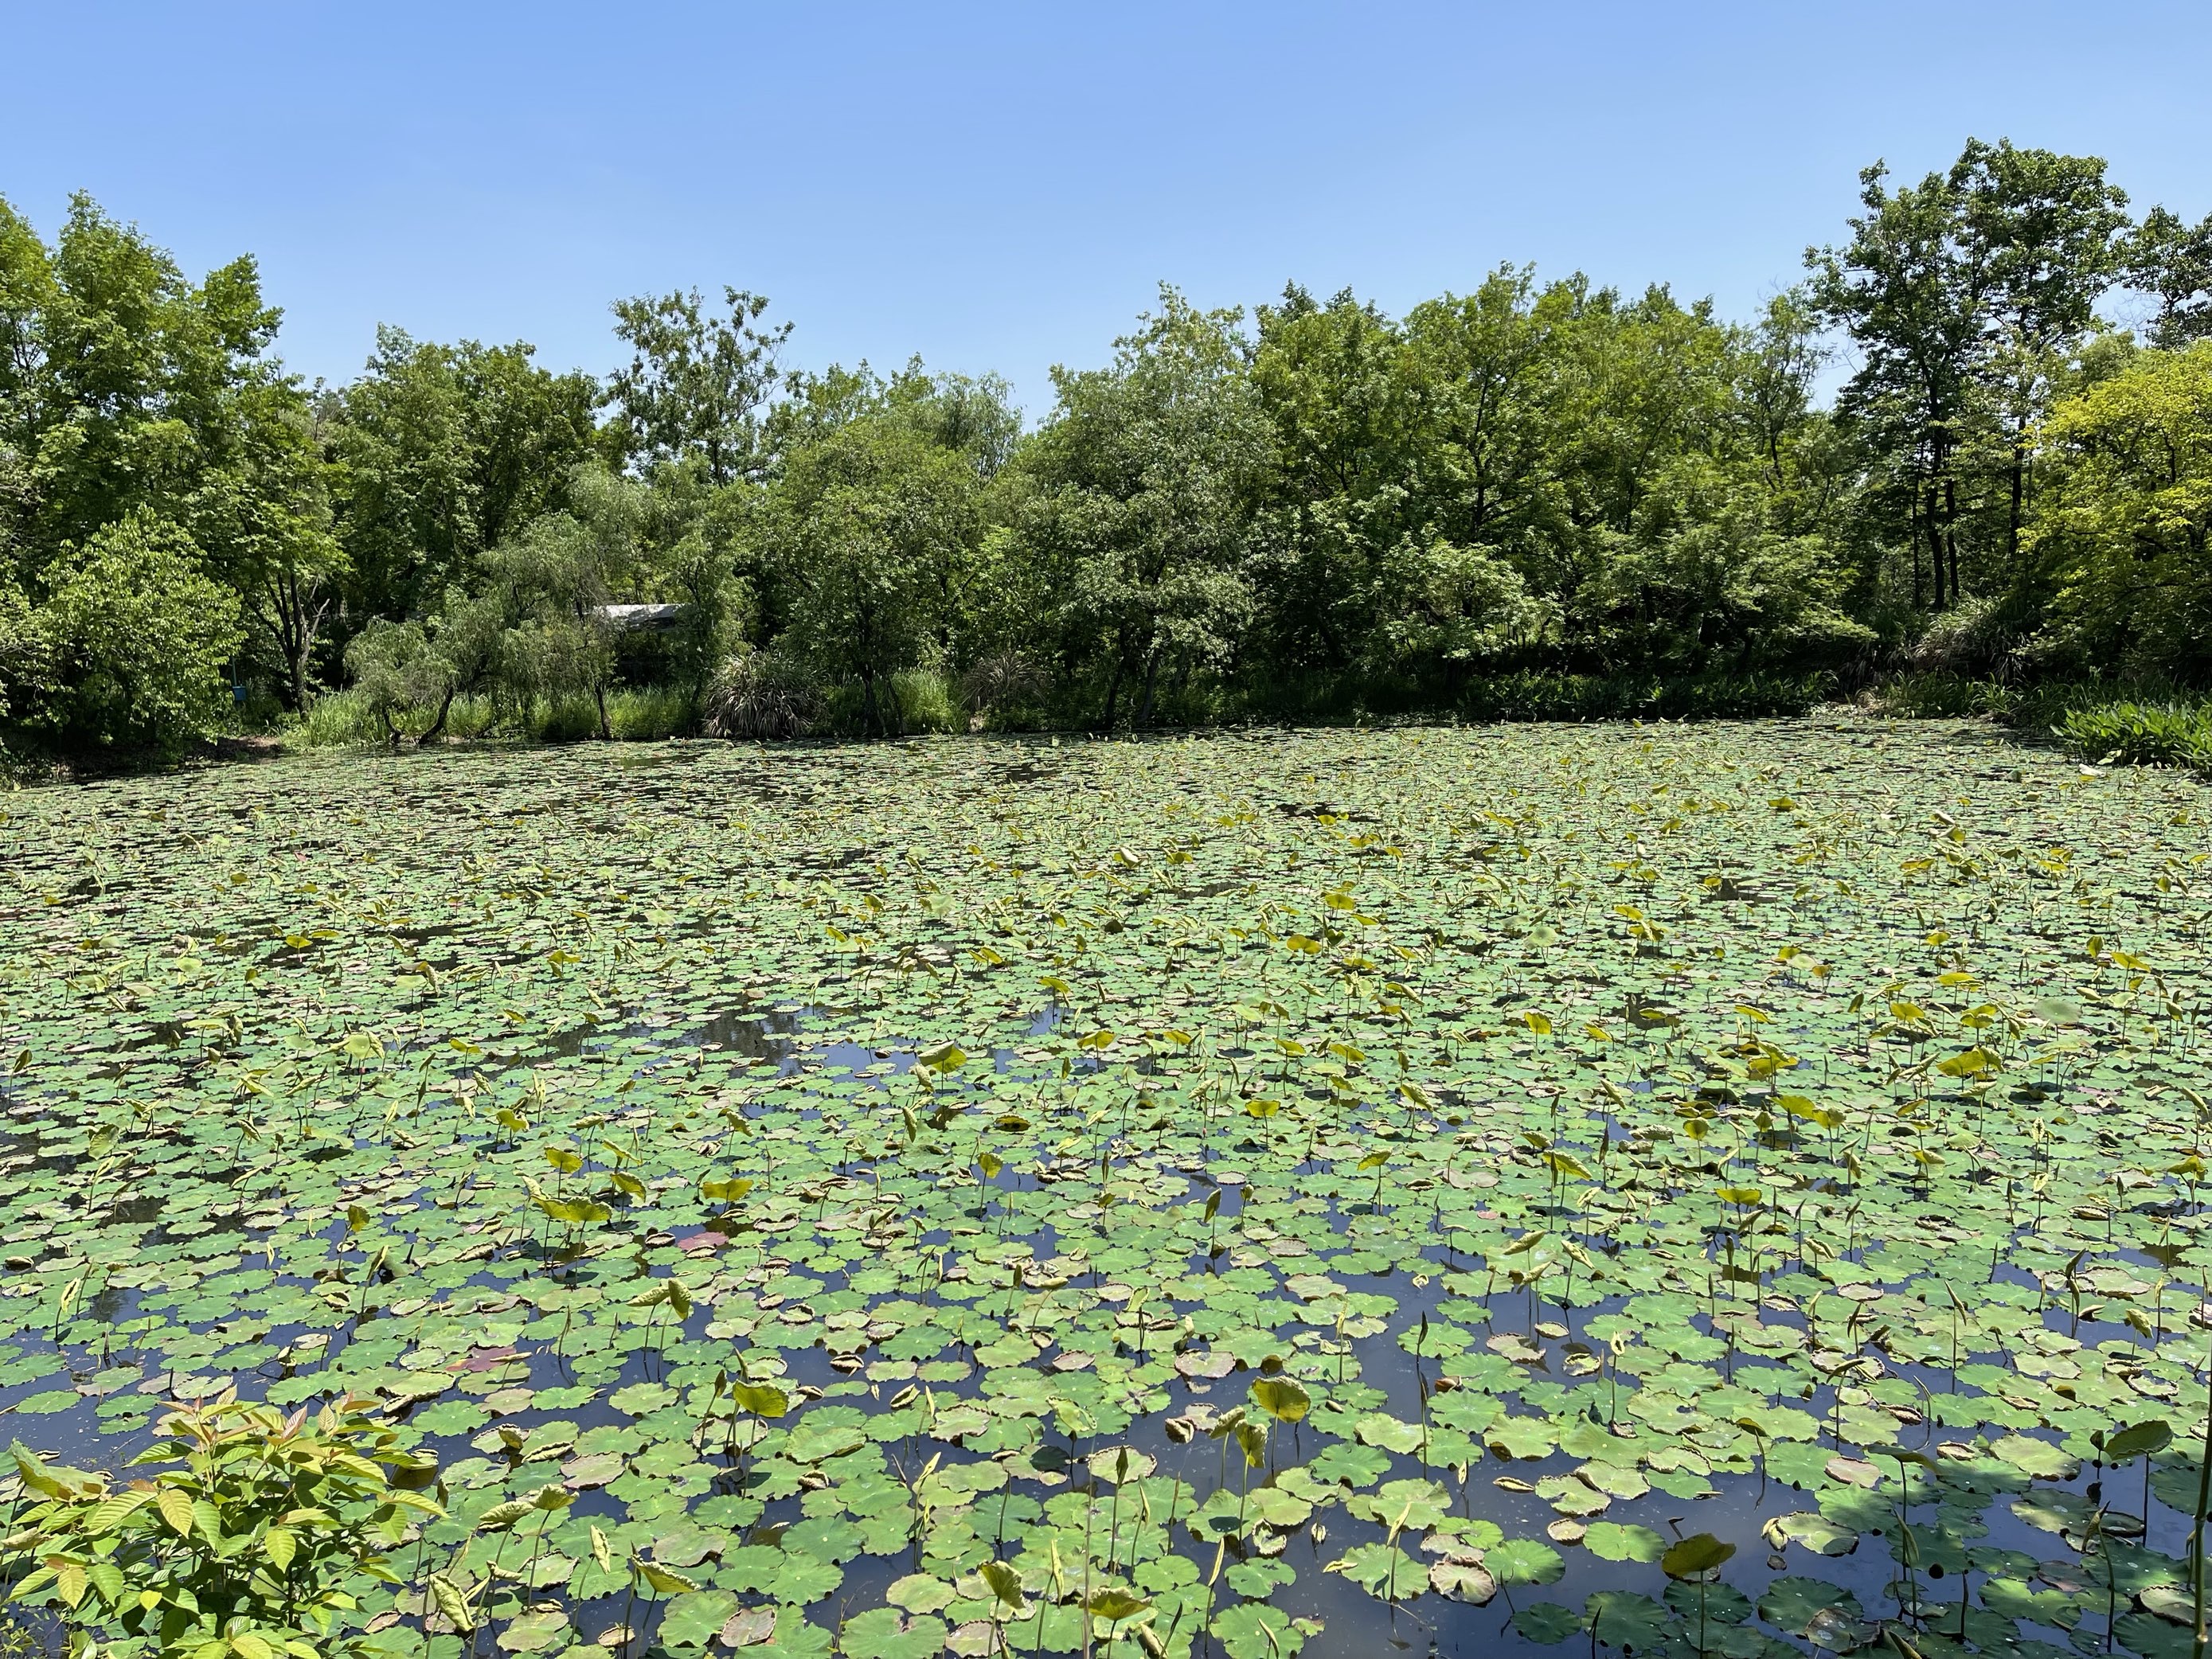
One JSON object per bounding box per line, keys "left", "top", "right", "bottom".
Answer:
{"left": 2, "top": 720, "right": 2209, "bottom": 1659}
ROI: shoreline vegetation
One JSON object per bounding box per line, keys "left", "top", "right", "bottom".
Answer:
{"left": 4, "top": 135, "right": 2210, "bottom": 783}
{"left": 36, "top": 673, "right": 2212, "bottom": 787}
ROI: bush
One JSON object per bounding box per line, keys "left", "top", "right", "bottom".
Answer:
{"left": 960, "top": 652, "right": 1049, "bottom": 729}
{"left": 2, "top": 1396, "right": 440, "bottom": 1659}
{"left": 606, "top": 686, "right": 694, "bottom": 740}
{"left": 2055, "top": 701, "right": 2212, "bottom": 769}
{"left": 533, "top": 696, "right": 604, "bottom": 744}
{"left": 1866, "top": 673, "right": 2017, "bottom": 720}
{"left": 295, "top": 689, "right": 386, "bottom": 749}
{"left": 703, "top": 650, "right": 823, "bottom": 741}
{"left": 38, "top": 512, "right": 244, "bottom": 754}
{"left": 889, "top": 669, "right": 958, "bottom": 734}
{"left": 1908, "top": 595, "right": 2019, "bottom": 678}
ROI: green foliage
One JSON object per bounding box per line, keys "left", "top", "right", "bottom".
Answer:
{"left": 3, "top": 1398, "right": 440, "bottom": 1659}
{"left": 339, "top": 592, "right": 503, "bottom": 746}
{"left": 2030, "top": 342, "right": 2212, "bottom": 680}
{"left": 604, "top": 287, "right": 787, "bottom": 486}
{"left": 327, "top": 328, "right": 600, "bottom": 623}
{"left": 2056, "top": 699, "right": 2212, "bottom": 769}
{"left": 764, "top": 413, "right": 981, "bottom": 735}
{"left": 702, "top": 646, "right": 824, "bottom": 740}
{"left": 0, "top": 193, "right": 295, "bottom": 563}
{"left": 3, "top": 724, "right": 2212, "bottom": 1651}
{"left": 1015, "top": 287, "right": 1272, "bottom": 728}
{"left": 38, "top": 512, "right": 244, "bottom": 752}
{"left": 604, "top": 685, "right": 695, "bottom": 741}
{"left": 9, "top": 157, "right": 2212, "bottom": 761}
{"left": 1870, "top": 671, "right": 2019, "bottom": 719}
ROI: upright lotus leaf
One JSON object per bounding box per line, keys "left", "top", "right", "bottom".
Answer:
{"left": 1249, "top": 1376, "right": 1310, "bottom": 1424}
{"left": 1660, "top": 1534, "right": 1735, "bottom": 1582}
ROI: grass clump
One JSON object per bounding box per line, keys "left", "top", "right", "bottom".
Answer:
{"left": 2055, "top": 699, "right": 2212, "bottom": 768}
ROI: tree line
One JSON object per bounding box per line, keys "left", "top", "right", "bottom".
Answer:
{"left": 2, "top": 135, "right": 2209, "bottom": 760}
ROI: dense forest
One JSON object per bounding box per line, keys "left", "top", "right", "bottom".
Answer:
{"left": 2, "top": 136, "right": 2209, "bottom": 765}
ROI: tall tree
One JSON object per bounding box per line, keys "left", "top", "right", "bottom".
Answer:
{"left": 1249, "top": 284, "right": 1423, "bottom": 677}
{"left": 1953, "top": 139, "right": 2130, "bottom": 572}
{"left": 330, "top": 328, "right": 600, "bottom": 622}
{"left": 2128, "top": 209, "right": 2212, "bottom": 349}
{"left": 2030, "top": 342, "right": 2212, "bottom": 679}
{"left": 606, "top": 287, "right": 789, "bottom": 486}
{"left": 480, "top": 465, "right": 646, "bottom": 739}
{"left": 0, "top": 191, "right": 336, "bottom": 738}
{"left": 0, "top": 193, "right": 311, "bottom": 565}
{"left": 764, "top": 414, "right": 980, "bottom": 735}
{"left": 1810, "top": 140, "right": 2128, "bottom": 613}
{"left": 1808, "top": 158, "right": 1990, "bottom": 611}
{"left": 1014, "top": 289, "right": 1270, "bottom": 728}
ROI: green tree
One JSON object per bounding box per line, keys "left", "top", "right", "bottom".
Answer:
{"left": 1248, "top": 284, "right": 1425, "bottom": 680}
{"left": 0, "top": 193, "right": 288, "bottom": 564}
{"left": 2030, "top": 342, "right": 2212, "bottom": 678}
{"left": 2128, "top": 208, "right": 2212, "bottom": 349}
{"left": 1953, "top": 139, "right": 2131, "bottom": 572}
{"left": 196, "top": 381, "right": 346, "bottom": 708}
{"left": 1809, "top": 157, "right": 1992, "bottom": 611}
{"left": 329, "top": 328, "right": 599, "bottom": 622}
{"left": 1015, "top": 288, "right": 1270, "bottom": 727}
{"left": 0, "top": 191, "right": 341, "bottom": 723}
{"left": 38, "top": 510, "right": 244, "bottom": 751}
{"left": 1810, "top": 140, "right": 2128, "bottom": 615}
{"left": 341, "top": 591, "right": 504, "bottom": 745}
{"left": 480, "top": 465, "right": 647, "bottom": 739}
{"left": 763, "top": 414, "right": 981, "bottom": 734}
{"left": 606, "top": 287, "right": 788, "bottom": 486}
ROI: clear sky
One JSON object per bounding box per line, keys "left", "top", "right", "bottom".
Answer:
{"left": 10, "top": 1, "right": 2209, "bottom": 413}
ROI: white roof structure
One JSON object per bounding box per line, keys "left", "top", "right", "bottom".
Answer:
{"left": 593, "top": 603, "right": 690, "bottom": 631}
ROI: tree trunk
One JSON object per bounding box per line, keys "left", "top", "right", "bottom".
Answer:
{"left": 1100, "top": 636, "right": 1127, "bottom": 731}
{"left": 2007, "top": 420, "right": 2028, "bottom": 574}
{"left": 1944, "top": 476, "right": 1961, "bottom": 609}
{"left": 1135, "top": 648, "right": 1163, "bottom": 729}
{"left": 1913, "top": 507, "right": 1925, "bottom": 611}
{"left": 419, "top": 686, "right": 459, "bottom": 747}
{"left": 860, "top": 669, "right": 883, "bottom": 737}
{"left": 594, "top": 681, "right": 612, "bottom": 741}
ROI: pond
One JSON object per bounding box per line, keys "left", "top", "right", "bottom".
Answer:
{"left": 2, "top": 718, "right": 2208, "bottom": 1658}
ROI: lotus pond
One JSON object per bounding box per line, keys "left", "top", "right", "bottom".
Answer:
{"left": 3, "top": 720, "right": 2211, "bottom": 1659}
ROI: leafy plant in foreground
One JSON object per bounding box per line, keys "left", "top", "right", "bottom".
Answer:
{"left": 3, "top": 1397, "right": 441, "bottom": 1659}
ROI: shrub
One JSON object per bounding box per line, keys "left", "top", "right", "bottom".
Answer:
{"left": 38, "top": 512, "right": 244, "bottom": 754}
{"left": 889, "top": 669, "right": 958, "bottom": 734}
{"left": 295, "top": 689, "right": 386, "bottom": 750}
{"left": 2, "top": 1396, "right": 440, "bottom": 1659}
{"left": 959, "top": 652, "right": 1048, "bottom": 729}
{"left": 1867, "top": 673, "right": 2017, "bottom": 720}
{"left": 2055, "top": 701, "right": 2212, "bottom": 769}
{"left": 1908, "top": 594, "right": 2019, "bottom": 678}
{"left": 1456, "top": 671, "right": 1831, "bottom": 723}
{"left": 532, "top": 696, "right": 604, "bottom": 744}
{"left": 703, "top": 650, "right": 823, "bottom": 741}
{"left": 606, "top": 686, "right": 694, "bottom": 741}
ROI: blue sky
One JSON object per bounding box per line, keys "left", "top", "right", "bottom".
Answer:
{"left": 10, "top": 1, "right": 2209, "bottom": 412}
